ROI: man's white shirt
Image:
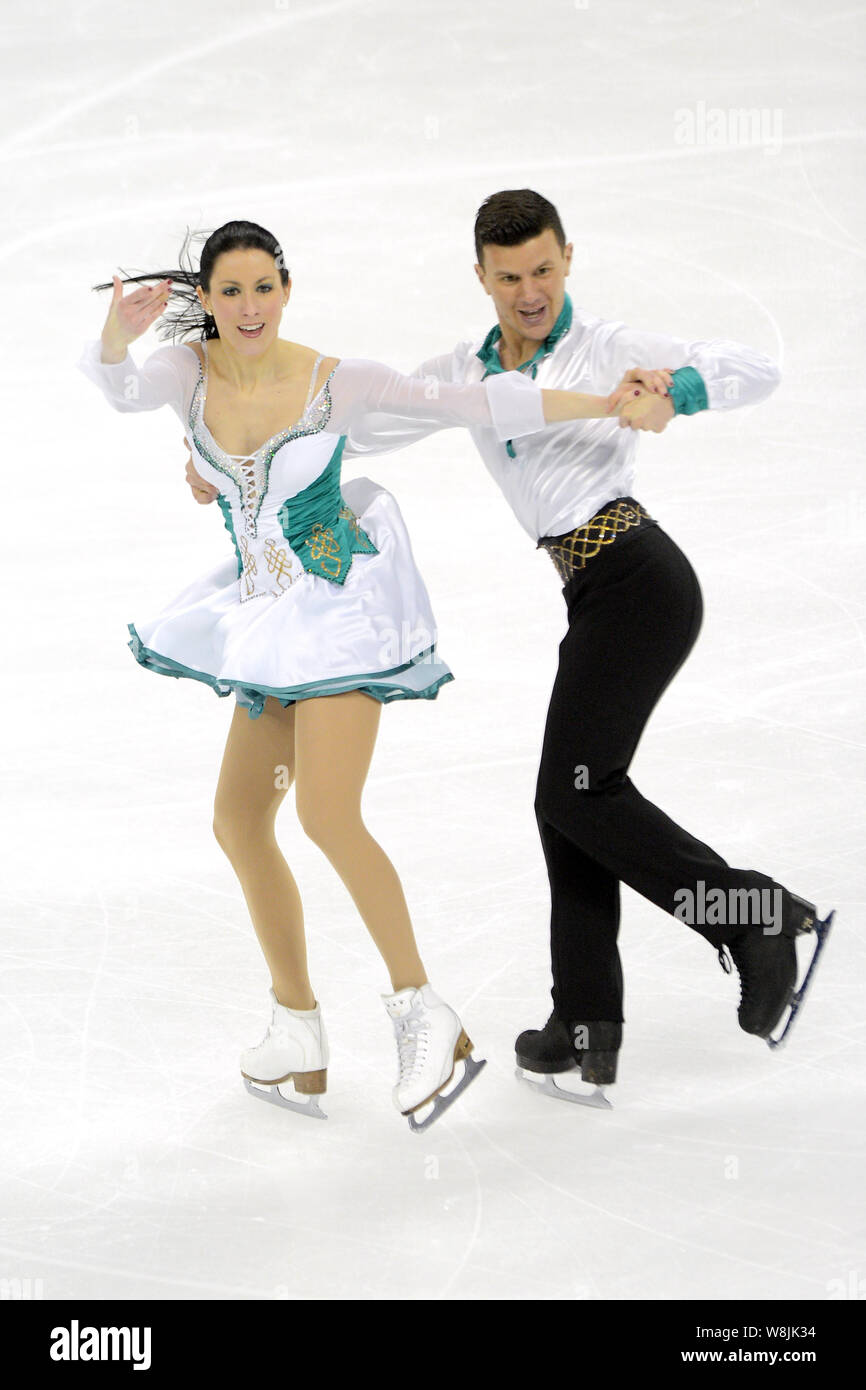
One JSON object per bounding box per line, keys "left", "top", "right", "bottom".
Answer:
{"left": 343, "top": 302, "right": 781, "bottom": 540}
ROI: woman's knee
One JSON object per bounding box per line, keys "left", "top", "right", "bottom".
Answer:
{"left": 295, "top": 791, "right": 362, "bottom": 852}
{"left": 213, "top": 793, "right": 281, "bottom": 857}
{"left": 212, "top": 803, "right": 246, "bottom": 857}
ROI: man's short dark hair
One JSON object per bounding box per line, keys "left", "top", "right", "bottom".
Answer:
{"left": 474, "top": 190, "right": 567, "bottom": 265}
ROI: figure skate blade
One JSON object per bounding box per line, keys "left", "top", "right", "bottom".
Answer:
{"left": 243, "top": 1077, "right": 327, "bottom": 1119}
{"left": 515, "top": 1066, "right": 612, "bottom": 1110}
{"left": 407, "top": 1052, "right": 487, "bottom": 1133}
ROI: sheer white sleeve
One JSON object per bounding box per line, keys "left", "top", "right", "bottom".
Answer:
{"left": 329, "top": 357, "right": 545, "bottom": 447}
{"left": 590, "top": 321, "right": 781, "bottom": 410}
{"left": 341, "top": 353, "right": 458, "bottom": 459}
{"left": 77, "top": 339, "right": 199, "bottom": 418}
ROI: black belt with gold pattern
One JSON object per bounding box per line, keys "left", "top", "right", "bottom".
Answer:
{"left": 537, "top": 497, "right": 656, "bottom": 583}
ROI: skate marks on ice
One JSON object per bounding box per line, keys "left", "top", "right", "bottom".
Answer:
{"left": 0, "top": 0, "right": 368, "bottom": 159}
{"left": 461, "top": 1058, "right": 863, "bottom": 1301}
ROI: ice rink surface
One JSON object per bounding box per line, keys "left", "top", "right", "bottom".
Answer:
{"left": 1, "top": 0, "right": 864, "bottom": 1302}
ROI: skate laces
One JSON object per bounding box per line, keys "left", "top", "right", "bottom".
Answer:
{"left": 393, "top": 1010, "right": 430, "bottom": 1082}
{"left": 719, "top": 940, "right": 755, "bottom": 1007}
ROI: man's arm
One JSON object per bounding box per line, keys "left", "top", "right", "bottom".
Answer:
{"left": 185, "top": 440, "right": 218, "bottom": 502}
{"left": 595, "top": 321, "right": 780, "bottom": 410}
{"left": 598, "top": 321, "right": 781, "bottom": 433}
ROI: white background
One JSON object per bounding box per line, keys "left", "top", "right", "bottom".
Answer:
{"left": 1, "top": 0, "right": 864, "bottom": 1301}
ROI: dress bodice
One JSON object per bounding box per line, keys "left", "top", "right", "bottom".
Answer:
{"left": 188, "top": 345, "right": 377, "bottom": 599}
{"left": 189, "top": 344, "right": 338, "bottom": 531}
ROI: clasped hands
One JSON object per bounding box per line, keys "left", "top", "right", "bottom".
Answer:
{"left": 608, "top": 367, "right": 676, "bottom": 432}
{"left": 182, "top": 366, "right": 675, "bottom": 506}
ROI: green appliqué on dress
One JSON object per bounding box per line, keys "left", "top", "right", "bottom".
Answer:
{"left": 277, "top": 438, "right": 378, "bottom": 587}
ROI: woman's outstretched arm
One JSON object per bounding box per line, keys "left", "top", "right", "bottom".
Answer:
{"left": 327, "top": 357, "right": 624, "bottom": 445}
{"left": 540, "top": 385, "right": 635, "bottom": 422}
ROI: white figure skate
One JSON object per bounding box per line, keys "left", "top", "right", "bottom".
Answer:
{"left": 241, "top": 988, "right": 328, "bottom": 1119}
{"left": 382, "top": 983, "right": 486, "bottom": 1133}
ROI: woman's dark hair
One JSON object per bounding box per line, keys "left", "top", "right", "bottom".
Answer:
{"left": 474, "top": 190, "right": 566, "bottom": 265}
{"left": 91, "top": 220, "right": 290, "bottom": 342}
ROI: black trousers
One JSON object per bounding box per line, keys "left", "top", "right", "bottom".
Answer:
{"left": 534, "top": 516, "right": 795, "bottom": 1024}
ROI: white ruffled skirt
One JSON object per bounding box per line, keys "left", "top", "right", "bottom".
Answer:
{"left": 127, "top": 478, "right": 453, "bottom": 719}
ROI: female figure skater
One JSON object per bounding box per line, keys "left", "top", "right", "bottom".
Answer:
{"left": 78, "top": 220, "right": 624, "bottom": 1130}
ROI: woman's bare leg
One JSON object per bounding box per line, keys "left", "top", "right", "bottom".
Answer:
{"left": 212, "top": 698, "right": 316, "bottom": 1011}
{"left": 294, "top": 691, "right": 428, "bottom": 992}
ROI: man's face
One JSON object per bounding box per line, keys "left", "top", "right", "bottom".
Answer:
{"left": 474, "top": 229, "right": 572, "bottom": 344}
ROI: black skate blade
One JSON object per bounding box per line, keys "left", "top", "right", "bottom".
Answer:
{"left": 767, "top": 910, "right": 834, "bottom": 1050}
{"left": 243, "top": 1077, "right": 327, "bottom": 1119}
{"left": 515, "top": 1066, "right": 612, "bottom": 1110}
{"left": 407, "top": 1053, "right": 487, "bottom": 1134}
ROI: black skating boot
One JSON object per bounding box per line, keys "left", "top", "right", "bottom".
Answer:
{"left": 515, "top": 1013, "right": 577, "bottom": 1074}
{"left": 516, "top": 1014, "right": 622, "bottom": 1086}
{"left": 575, "top": 1021, "right": 622, "bottom": 1086}
{"left": 719, "top": 893, "right": 830, "bottom": 1042}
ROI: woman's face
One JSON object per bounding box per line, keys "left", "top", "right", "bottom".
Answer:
{"left": 198, "top": 247, "right": 290, "bottom": 350}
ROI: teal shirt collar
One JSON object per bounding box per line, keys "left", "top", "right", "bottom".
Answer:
{"left": 476, "top": 293, "right": 573, "bottom": 379}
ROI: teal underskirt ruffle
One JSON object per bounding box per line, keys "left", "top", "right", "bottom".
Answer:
{"left": 127, "top": 624, "right": 454, "bottom": 719}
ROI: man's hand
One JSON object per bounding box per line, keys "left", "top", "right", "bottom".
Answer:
{"left": 617, "top": 390, "right": 675, "bottom": 433}
{"left": 606, "top": 364, "right": 672, "bottom": 416}
{"left": 616, "top": 366, "right": 675, "bottom": 397}
{"left": 610, "top": 366, "right": 676, "bottom": 432}
{"left": 184, "top": 440, "right": 219, "bottom": 503}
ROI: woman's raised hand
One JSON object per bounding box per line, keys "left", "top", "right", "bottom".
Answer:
{"left": 100, "top": 275, "right": 172, "bottom": 362}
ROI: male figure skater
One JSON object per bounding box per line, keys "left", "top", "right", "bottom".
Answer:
{"left": 185, "top": 190, "right": 831, "bottom": 1105}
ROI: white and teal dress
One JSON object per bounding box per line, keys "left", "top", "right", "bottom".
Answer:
{"left": 78, "top": 339, "right": 544, "bottom": 719}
